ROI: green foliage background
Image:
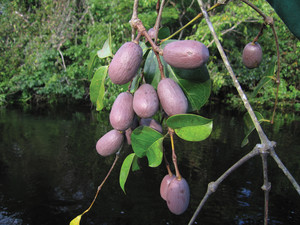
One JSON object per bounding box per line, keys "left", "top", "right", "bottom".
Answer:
{"left": 0, "top": 0, "right": 298, "bottom": 111}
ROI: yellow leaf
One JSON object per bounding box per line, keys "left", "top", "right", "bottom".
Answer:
{"left": 70, "top": 215, "right": 82, "bottom": 225}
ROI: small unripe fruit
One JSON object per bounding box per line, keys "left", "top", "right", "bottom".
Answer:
{"left": 163, "top": 40, "right": 209, "bottom": 69}
{"left": 157, "top": 78, "right": 188, "bottom": 116}
{"left": 133, "top": 84, "right": 159, "bottom": 118}
{"left": 166, "top": 177, "right": 190, "bottom": 215}
{"left": 242, "top": 42, "right": 263, "bottom": 69}
{"left": 96, "top": 129, "right": 124, "bottom": 156}
{"left": 160, "top": 174, "right": 176, "bottom": 200}
{"left": 108, "top": 42, "right": 143, "bottom": 85}
{"left": 140, "top": 118, "right": 163, "bottom": 133}
{"left": 148, "top": 28, "right": 156, "bottom": 40}
{"left": 110, "top": 92, "right": 134, "bottom": 131}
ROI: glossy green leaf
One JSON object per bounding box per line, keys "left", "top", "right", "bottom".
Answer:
{"left": 89, "top": 66, "right": 108, "bottom": 111}
{"left": 167, "top": 114, "right": 213, "bottom": 142}
{"left": 266, "top": 0, "right": 300, "bottom": 39}
{"left": 119, "top": 153, "right": 136, "bottom": 193}
{"left": 167, "top": 65, "right": 211, "bottom": 112}
{"left": 241, "top": 111, "right": 265, "bottom": 147}
{"left": 132, "top": 154, "right": 140, "bottom": 171}
{"left": 131, "top": 126, "right": 164, "bottom": 167}
{"left": 70, "top": 215, "right": 82, "bottom": 225}
{"left": 97, "top": 38, "right": 113, "bottom": 59}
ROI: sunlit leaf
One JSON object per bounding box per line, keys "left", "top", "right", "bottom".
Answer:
{"left": 131, "top": 126, "right": 164, "bottom": 167}
{"left": 167, "top": 114, "right": 213, "bottom": 141}
{"left": 241, "top": 111, "right": 265, "bottom": 147}
{"left": 132, "top": 154, "right": 140, "bottom": 171}
{"left": 87, "top": 51, "right": 98, "bottom": 80}
{"left": 70, "top": 215, "right": 82, "bottom": 225}
{"left": 97, "top": 38, "right": 113, "bottom": 58}
{"left": 119, "top": 153, "right": 136, "bottom": 193}
{"left": 146, "top": 137, "right": 164, "bottom": 167}
{"left": 89, "top": 66, "right": 108, "bottom": 111}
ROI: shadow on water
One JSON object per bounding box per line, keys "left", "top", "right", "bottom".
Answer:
{"left": 0, "top": 105, "right": 299, "bottom": 225}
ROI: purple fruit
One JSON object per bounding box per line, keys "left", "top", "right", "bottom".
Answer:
{"left": 242, "top": 42, "right": 262, "bottom": 69}
{"left": 133, "top": 84, "right": 159, "bottom": 118}
{"left": 163, "top": 40, "right": 209, "bottom": 69}
{"left": 140, "top": 118, "right": 163, "bottom": 133}
{"left": 157, "top": 78, "right": 188, "bottom": 116}
{"left": 166, "top": 177, "right": 190, "bottom": 215}
{"left": 160, "top": 174, "right": 176, "bottom": 200}
{"left": 148, "top": 28, "right": 156, "bottom": 40}
{"left": 110, "top": 92, "right": 134, "bottom": 131}
{"left": 108, "top": 42, "right": 143, "bottom": 85}
{"left": 96, "top": 129, "right": 124, "bottom": 156}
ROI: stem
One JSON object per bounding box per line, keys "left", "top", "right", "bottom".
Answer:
{"left": 153, "top": 0, "right": 165, "bottom": 43}
{"left": 197, "top": 0, "right": 270, "bottom": 145}
{"left": 188, "top": 145, "right": 261, "bottom": 225}
{"left": 131, "top": 0, "right": 139, "bottom": 41}
{"left": 261, "top": 152, "right": 271, "bottom": 225}
{"left": 252, "top": 23, "right": 265, "bottom": 43}
{"left": 270, "top": 24, "right": 281, "bottom": 124}
{"left": 240, "top": 0, "right": 267, "bottom": 20}
{"left": 168, "top": 127, "right": 181, "bottom": 180}
{"left": 163, "top": 148, "right": 173, "bottom": 176}
{"left": 269, "top": 148, "right": 300, "bottom": 195}
{"left": 81, "top": 153, "right": 120, "bottom": 216}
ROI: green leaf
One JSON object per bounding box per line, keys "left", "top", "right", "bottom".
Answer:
{"left": 87, "top": 51, "right": 98, "bottom": 80}
{"left": 132, "top": 155, "right": 140, "bottom": 171}
{"left": 97, "top": 38, "right": 113, "bottom": 59}
{"left": 251, "top": 57, "right": 276, "bottom": 98}
{"left": 158, "top": 27, "right": 171, "bottom": 39}
{"left": 167, "top": 114, "right": 213, "bottom": 141}
{"left": 266, "top": 0, "right": 300, "bottom": 40}
{"left": 167, "top": 66, "right": 211, "bottom": 112}
{"left": 70, "top": 215, "right": 82, "bottom": 225}
{"left": 131, "top": 126, "right": 164, "bottom": 167}
{"left": 89, "top": 66, "right": 108, "bottom": 111}
{"left": 119, "top": 153, "right": 136, "bottom": 193}
{"left": 241, "top": 111, "right": 265, "bottom": 147}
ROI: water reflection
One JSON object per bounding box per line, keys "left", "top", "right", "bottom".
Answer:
{"left": 0, "top": 106, "right": 299, "bottom": 225}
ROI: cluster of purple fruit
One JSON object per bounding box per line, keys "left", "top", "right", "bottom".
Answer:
{"left": 95, "top": 38, "right": 210, "bottom": 215}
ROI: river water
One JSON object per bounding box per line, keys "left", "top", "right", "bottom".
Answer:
{"left": 0, "top": 105, "right": 299, "bottom": 225}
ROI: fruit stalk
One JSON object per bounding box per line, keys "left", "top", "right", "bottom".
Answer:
{"left": 168, "top": 127, "right": 181, "bottom": 180}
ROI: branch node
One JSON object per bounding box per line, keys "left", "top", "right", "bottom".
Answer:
{"left": 208, "top": 182, "right": 218, "bottom": 193}
{"left": 264, "top": 16, "right": 274, "bottom": 26}
{"left": 261, "top": 182, "right": 271, "bottom": 192}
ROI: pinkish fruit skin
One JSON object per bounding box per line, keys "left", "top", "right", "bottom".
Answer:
{"left": 140, "top": 118, "right": 163, "bottom": 133}
{"left": 166, "top": 178, "right": 190, "bottom": 215}
{"left": 96, "top": 129, "right": 124, "bottom": 157}
{"left": 160, "top": 174, "right": 176, "bottom": 201}
{"left": 157, "top": 78, "right": 188, "bottom": 116}
{"left": 108, "top": 42, "right": 143, "bottom": 85}
{"left": 110, "top": 92, "right": 134, "bottom": 131}
{"left": 242, "top": 42, "right": 262, "bottom": 69}
{"left": 133, "top": 84, "right": 159, "bottom": 118}
{"left": 163, "top": 40, "right": 209, "bottom": 69}
{"left": 148, "top": 28, "right": 156, "bottom": 39}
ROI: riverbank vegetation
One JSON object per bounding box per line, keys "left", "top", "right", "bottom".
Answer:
{"left": 0, "top": 0, "right": 299, "bottom": 111}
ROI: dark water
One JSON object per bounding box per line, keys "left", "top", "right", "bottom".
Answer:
{"left": 0, "top": 106, "right": 299, "bottom": 225}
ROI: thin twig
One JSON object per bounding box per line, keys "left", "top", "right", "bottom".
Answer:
{"left": 154, "top": 0, "right": 165, "bottom": 43}
{"left": 168, "top": 128, "right": 181, "bottom": 180}
{"left": 260, "top": 152, "right": 271, "bottom": 225}
{"left": 188, "top": 145, "right": 261, "bottom": 225}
